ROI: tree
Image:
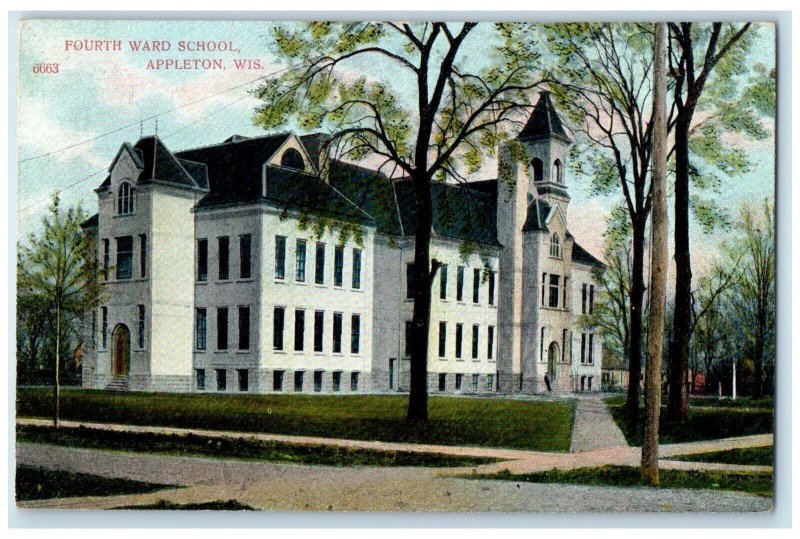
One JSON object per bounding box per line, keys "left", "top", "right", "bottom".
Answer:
{"left": 253, "top": 22, "right": 544, "bottom": 421}
{"left": 642, "top": 21, "right": 668, "bottom": 486}
{"left": 17, "top": 194, "right": 102, "bottom": 426}
{"left": 665, "top": 22, "right": 767, "bottom": 421}
{"left": 543, "top": 23, "right": 656, "bottom": 422}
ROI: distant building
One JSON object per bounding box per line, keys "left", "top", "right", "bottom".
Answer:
{"left": 80, "top": 92, "right": 604, "bottom": 394}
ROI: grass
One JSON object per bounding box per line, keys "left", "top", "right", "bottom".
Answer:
{"left": 17, "top": 388, "right": 575, "bottom": 452}
{"left": 16, "top": 465, "right": 173, "bottom": 501}
{"left": 116, "top": 499, "right": 255, "bottom": 510}
{"left": 672, "top": 446, "right": 773, "bottom": 467}
{"left": 470, "top": 465, "right": 773, "bottom": 497}
{"left": 605, "top": 397, "right": 773, "bottom": 446}
{"left": 17, "top": 424, "right": 497, "bottom": 467}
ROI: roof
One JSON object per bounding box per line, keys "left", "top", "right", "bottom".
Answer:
{"left": 522, "top": 198, "right": 551, "bottom": 232}
{"left": 571, "top": 241, "right": 605, "bottom": 268}
{"left": 99, "top": 137, "right": 208, "bottom": 191}
{"left": 80, "top": 213, "right": 99, "bottom": 229}
{"left": 519, "top": 91, "right": 572, "bottom": 142}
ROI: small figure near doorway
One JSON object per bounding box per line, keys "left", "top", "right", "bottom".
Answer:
{"left": 544, "top": 372, "right": 552, "bottom": 392}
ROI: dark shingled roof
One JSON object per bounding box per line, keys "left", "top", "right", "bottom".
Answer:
{"left": 328, "top": 161, "right": 403, "bottom": 235}
{"left": 519, "top": 91, "right": 572, "bottom": 142}
{"left": 572, "top": 241, "right": 604, "bottom": 268}
{"left": 522, "top": 198, "right": 551, "bottom": 232}
{"left": 81, "top": 213, "right": 99, "bottom": 229}
{"left": 133, "top": 136, "right": 207, "bottom": 190}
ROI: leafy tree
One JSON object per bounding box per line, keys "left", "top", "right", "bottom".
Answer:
{"left": 666, "top": 22, "right": 772, "bottom": 421}
{"left": 252, "top": 22, "right": 544, "bottom": 421}
{"left": 17, "top": 195, "right": 102, "bottom": 426}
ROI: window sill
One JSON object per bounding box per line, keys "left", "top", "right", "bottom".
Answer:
{"left": 217, "top": 279, "right": 233, "bottom": 284}
{"left": 214, "top": 350, "right": 230, "bottom": 354}
{"left": 195, "top": 349, "right": 207, "bottom": 353}
{"left": 237, "top": 278, "right": 255, "bottom": 283}
{"left": 236, "top": 350, "right": 251, "bottom": 354}
{"left": 196, "top": 280, "right": 208, "bottom": 285}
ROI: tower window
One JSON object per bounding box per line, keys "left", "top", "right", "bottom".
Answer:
{"left": 550, "top": 233, "right": 561, "bottom": 258}
{"left": 117, "top": 182, "right": 135, "bottom": 215}
{"left": 531, "top": 158, "right": 544, "bottom": 182}
{"left": 553, "top": 159, "right": 563, "bottom": 184}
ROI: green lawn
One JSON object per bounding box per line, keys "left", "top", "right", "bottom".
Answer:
{"left": 672, "top": 446, "right": 773, "bottom": 467}
{"left": 18, "top": 424, "right": 497, "bottom": 467}
{"left": 605, "top": 397, "right": 773, "bottom": 446}
{"left": 17, "top": 388, "right": 575, "bottom": 452}
{"left": 470, "top": 465, "right": 773, "bottom": 497}
{"left": 16, "top": 465, "right": 173, "bottom": 501}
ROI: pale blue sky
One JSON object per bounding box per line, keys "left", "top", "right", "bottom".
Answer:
{"left": 16, "top": 20, "right": 776, "bottom": 277}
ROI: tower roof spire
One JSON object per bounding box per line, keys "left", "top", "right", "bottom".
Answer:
{"left": 519, "top": 91, "right": 572, "bottom": 143}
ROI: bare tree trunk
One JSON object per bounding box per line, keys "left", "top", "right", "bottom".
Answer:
{"left": 626, "top": 217, "right": 646, "bottom": 422}
{"left": 54, "top": 296, "right": 61, "bottom": 428}
{"left": 407, "top": 171, "right": 434, "bottom": 422}
{"left": 642, "top": 21, "right": 668, "bottom": 486}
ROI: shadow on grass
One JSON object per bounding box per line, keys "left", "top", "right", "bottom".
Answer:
{"left": 672, "top": 446, "right": 774, "bottom": 467}
{"left": 16, "top": 465, "right": 175, "bottom": 502}
{"left": 115, "top": 499, "right": 255, "bottom": 510}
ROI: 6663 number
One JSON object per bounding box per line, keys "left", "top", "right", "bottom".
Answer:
{"left": 33, "top": 63, "right": 59, "bottom": 74}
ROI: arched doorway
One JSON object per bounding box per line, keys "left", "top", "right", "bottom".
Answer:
{"left": 112, "top": 324, "right": 130, "bottom": 378}
{"left": 547, "top": 342, "right": 559, "bottom": 379}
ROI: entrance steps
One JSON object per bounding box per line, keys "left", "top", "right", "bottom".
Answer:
{"left": 105, "top": 377, "right": 129, "bottom": 391}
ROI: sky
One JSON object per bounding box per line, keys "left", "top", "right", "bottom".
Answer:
{"left": 15, "top": 20, "right": 776, "bottom": 280}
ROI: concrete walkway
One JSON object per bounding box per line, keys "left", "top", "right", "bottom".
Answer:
{"left": 569, "top": 396, "right": 629, "bottom": 453}
{"left": 16, "top": 443, "right": 772, "bottom": 512}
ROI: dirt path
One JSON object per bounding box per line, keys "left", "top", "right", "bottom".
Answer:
{"left": 569, "top": 396, "right": 629, "bottom": 453}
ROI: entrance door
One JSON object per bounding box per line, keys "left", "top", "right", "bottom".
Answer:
{"left": 112, "top": 324, "right": 130, "bottom": 378}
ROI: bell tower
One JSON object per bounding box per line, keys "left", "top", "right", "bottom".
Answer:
{"left": 518, "top": 91, "right": 573, "bottom": 219}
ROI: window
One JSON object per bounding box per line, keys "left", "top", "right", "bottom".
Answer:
{"left": 273, "top": 370, "right": 284, "bottom": 391}
{"left": 352, "top": 249, "right": 362, "bottom": 289}
{"left": 334, "top": 246, "right": 344, "bottom": 287}
{"left": 196, "top": 369, "right": 205, "bottom": 391}
{"left": 351, "top": 314, "right": 361, "bottom": 354}
{"left": 294, "top": 371, "right": 304, "bottom": 392}
{"left": 582, "top": 283, "right": 588, "bottom": 314}
{"left": 456, "top": 266, "right": 465, "bottom": 301}
{"left": 473, "top": 268, "right": 481, "bottom": 303}
{"left": 273, "top": 307, "right": 285, "bottom": 350}
{"left": 332, "top": 371, "right": 342, "bottom": 392}
{"left": 455, "top": 373, "right": 463, "bottom": 390}
{"left": 295, "top": 239, "right": 306, "bottom": 282}
{"left": 216, "top": 369, "right": 227, "bottom": 391}
{"left": 472, "top": 325, "right": 479, "bottom": 359}
{"left": 116, "top": 236, "right": 133, "bottom": 279}
{"left": 588, "top": 334, "right": 594, "bottom": 364}
{"left": 137, "top": 305, "right": 145, "bottom": 348}
{"left": 406, "top": 263, "right": 415, "bottom": 299}
{"left": 238, "top": 306, "right": 250, "bottom": 351}
{"left": 439, "top": 373, "right": 447, "bottom": 391}
{"left": 405, "top": 321, "right": 413, "bottom": 356}
{"left": 350, "top": 372, "right": 359, "bottom": 391}
{"left": 240, "top": 234, "right": 251, "bottom": 279}
{"left": 488, "top": 271, "right": 495, "bottom": 306}
{"left": 101, "top": 307, "right": 108, "bottom": 349}
{"left": 562, "top": 277, "right": 568, "bottom": 309}
{"left": 275, "top": 236, "right": 286, "bottom": 279}
{"left": 217, "top": 307, "right": 228, "bottom": 350}
{"left": 281, "top": 148, "right": 305, "bottom": 170}
{"left": 487, "top": 374, "right": 494, "bottom": 392}
{"left": 333, "top": 312, "right": 343, "bottom": 353}
{"left": 540, "top": 327, "right": 545, "bottom": 362}
{"left": 455, "top": 324, "right": 463, "bottom": 359}
{"left": 195, "top": 308, "right": 207, "bottom": 350}
{"left": 581, "top": 333, "right": 587, "bottom": 364}
{"left": 562, "top": 329, "right": 568, "bottom": 362}
{"left": 553, "top": 159, "right": 563, "bottom": 183}
{"left": 197, "top": 239, "right": 208, "bottom": 281}
{"left": 314, "top": 371, "right": 323, "bottom": 392}
{"left": 218, "top": 237, "right": 230, "bottom": 280}
{"left": 532, "top": 158, "right": 544, "bottom": 181}
{"left": 91, "top": 311, "right": 96, "bottom": 347}
{"left": 438, "top": 322, "right": 447, "bottom": 358}
{"left": 314, "top": 311, "right": 324, "bottom": 352}
{"left": 472, "top": 374, "right": 479, "bottom": 391}
{"left": 541, "top": 272, "right": 547, "bottom": 306}
{"left": 589, "top": 285, "right": 595, "bottom": 314}
{"left": 487, "top": 326, "right": 495, "bottom": 360}
{"left": 102, "top": 239, "right": 109, "bottom": 280}
{"left": 315, "top": 242, "right": 325, "bottom": 284}
{"left": 238, "top": 369, "right": 249, "bottom": 392}
{"left": 139, "top": 234, "right": 147, "bottom": 278}
{"left": 550, "top": 232, "right": 561, "bottom": 258}
{"left": 294, "top": 310, "right": 305, "bottom": 351}
{"left": 439, "top": 264, "right": 448, "bottom": 299}
{"left": 117, "top": 182, "right": 135, "bottom": 214}
{"left": 549, "top": 274, "right": 560, "bottom": 308}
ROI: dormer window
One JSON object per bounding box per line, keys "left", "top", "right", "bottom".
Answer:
{"left": 532, "top": 158, "right": 544, "bottom": 182}
{"left": 280, "top": 148, "right": 305, "bottom": 171}
{"left": 553, "top": 159, "right": 563, "bottom": 184}
{"left": 117, "top": 182, "right": 135, "bottom": 215}
{"left": 550, "top": 232, "right": 561, "bottom": 258}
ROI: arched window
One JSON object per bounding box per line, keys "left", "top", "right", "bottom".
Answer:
{"left": 117, "top": 182, "right": 135, "bottom": 215}
{"left": 531, "top": 158, "right": 544, "bottom": 182}
{"left": 280, "top": 148, "right": 305, "bottom": 170}
{"left": 552, "top": 159, "right": 563, "bottom": 184}
{"left": 550, "top": 232, "right": 561, "bottom": 258}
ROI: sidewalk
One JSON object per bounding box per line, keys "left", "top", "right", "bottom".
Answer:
{"left": 569, "top": 395, "right": 629, "bottom": 453}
